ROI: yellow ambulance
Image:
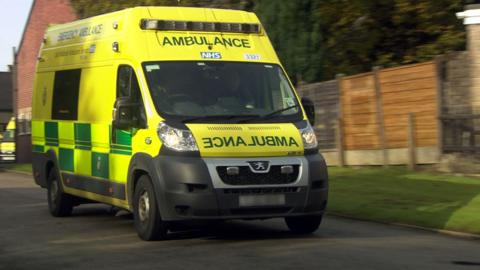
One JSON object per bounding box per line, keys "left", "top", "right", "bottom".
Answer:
{"left": 32, "top": 6, "right": 328, "bottom": 240}
{"left": 0, "top": 117, "right": 15, "bottom": 162}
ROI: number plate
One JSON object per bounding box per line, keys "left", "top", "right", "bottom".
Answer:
{"left": 239, "top": 194, "right": 285, "bottom": 207}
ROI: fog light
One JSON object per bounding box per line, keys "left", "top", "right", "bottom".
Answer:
{"left": 226, "top": 166, "right": 239, "bottom": 175}
{"left": 281, "top": 165, "right": 293, "bottom": 174}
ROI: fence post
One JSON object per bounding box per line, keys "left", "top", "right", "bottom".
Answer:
{"left": 373, "top": 66, "right": 388, "bottom": 167}
{"left": 408, "top": 113, "right": 417, "bottom": 170}
{"left": 434, "top": 55, "right": 445, "bottom": 158}
{"left": 336, "top": 118, "right": 345, "bottom": 167}
{"left": 336, "top": 74, "right": 345, "bottom": 167}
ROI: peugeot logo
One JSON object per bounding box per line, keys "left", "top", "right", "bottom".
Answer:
{"left": 247, "top": 161, "right": 270, "bottom": 173}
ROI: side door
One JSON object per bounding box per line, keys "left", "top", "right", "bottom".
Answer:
{"left": 111, "top": 64, "right": 146, "bottom": 157}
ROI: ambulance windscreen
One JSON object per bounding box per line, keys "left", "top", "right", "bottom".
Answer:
{"left": 142, "top": 61, "right": 301, "bottom": 123}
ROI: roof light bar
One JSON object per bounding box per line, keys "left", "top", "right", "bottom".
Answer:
{"left": 140, "top": 19, "right": 261, "bottom": 34}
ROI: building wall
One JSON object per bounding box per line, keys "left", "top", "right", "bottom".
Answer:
{"left": 441, "top": 52, "right": 471, "bottom": 115}
{"left": 15, "top": 0, "right": 77, "bottom": 162}
{"left": 0, "top": 71, "right": 13, "bottom": 130}
{"left": 467, "top": 24, "right": 480, "bottom": 114}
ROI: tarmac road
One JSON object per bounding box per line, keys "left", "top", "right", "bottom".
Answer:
{"left": 0, "top": 171, "right": 479, "bottom": 270}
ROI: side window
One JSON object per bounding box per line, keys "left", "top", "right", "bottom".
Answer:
{"left": 117, "top": 65, "right": 141, "bottom": 101}
{"left": 52, "top": 69, "right": 81, "bottom": 120}
{"left": 115, "top": 65, "right": 146, "bottom": 128}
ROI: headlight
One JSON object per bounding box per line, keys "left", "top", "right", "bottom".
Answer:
{"left": 157, "top": 122, "right": 198, "bottom": 152}
{"left": 300, "top": 123, "right": 318, "bottom": 150}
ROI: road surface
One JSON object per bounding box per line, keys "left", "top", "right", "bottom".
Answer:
{"left": 0, "top": 171, "right": 479, "bottom": 270}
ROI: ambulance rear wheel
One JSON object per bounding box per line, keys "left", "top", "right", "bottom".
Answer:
{"left": 47, "top": 168, "right": 74, "bottom": 217}
{"left": 285, "top": 215, "right": 322, "bottom": 234}
{"left": 133, "top": 175, "right": 168, "bottom": 241}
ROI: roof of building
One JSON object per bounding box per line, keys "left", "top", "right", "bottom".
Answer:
{"left": 0, "top": 72, "right": 12, "bottom": 111}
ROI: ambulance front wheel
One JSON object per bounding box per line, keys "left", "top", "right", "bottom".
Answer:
{"left": 47, "top": 168, "right": 74, "bottom": 217}
{"left": 285, "top": 215, "right": 322, "bottom": 234}
{"left": 133, "top": 175, "right": 168, "bottom": 241}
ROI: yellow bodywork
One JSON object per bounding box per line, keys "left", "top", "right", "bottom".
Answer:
{"left": 1, "top": 117, "right": 15, "bottom": 160}
{"left": 32, "top": 7, "right": 306, "bottom": 209}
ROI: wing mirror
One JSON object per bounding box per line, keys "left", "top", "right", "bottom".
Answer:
{"left": 112, "top": 98, "right": 147, "bottom": 129}
{"left": 301, "top": 97, "right": 315, "bottom": 126}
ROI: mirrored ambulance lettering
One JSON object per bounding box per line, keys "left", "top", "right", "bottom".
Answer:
{"left": 202, "top": 136, "right": 299, "bottom": 148}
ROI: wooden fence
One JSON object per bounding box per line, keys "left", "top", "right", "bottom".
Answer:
{"left": 298, "top": 80, "right": 338, "bottom": 150}
{"left": 297, "top": 60, "right": 442, "bottom": 165}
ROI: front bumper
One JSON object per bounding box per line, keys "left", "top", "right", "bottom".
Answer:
{"left": 151, "top": 154, "right": 328, "bottom": 221}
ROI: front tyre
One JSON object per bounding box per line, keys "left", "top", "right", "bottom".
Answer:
{"left": 285, "top": 215, "right": 322, "bottom": 234}
{"left": 47, "top": 168, "right": 74, "bottom": 217}
{"left": 133, "top": 175, "right": 168, "bottom": 241}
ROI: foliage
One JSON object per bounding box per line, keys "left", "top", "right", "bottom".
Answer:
{"left": 0, "top": 163, "right": 32, "bottom": 173}
{"left": 254, "top": 0, "right": 324, "bottom": 83}
{"left": 70, "top": 0, "right": 467, "bottom": 82}
{"left": 70, "top": 0, "right": 253, "bottom": 18}
{"left": 256, "top": 0, "right": 466, "bottom": 81}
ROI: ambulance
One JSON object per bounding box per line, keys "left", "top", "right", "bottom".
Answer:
{"left": 0, "top": 117, "right": 15, "bottom": 162}
{"left": 31, "top": 7, "right": 328, "bottom": 240}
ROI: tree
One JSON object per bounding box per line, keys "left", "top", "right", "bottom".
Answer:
{"left": 70, "top": 0, "right": 253, "bottom": 18}
{"left": 255, "top": 0, "right": 325, "bottom": 83}
{"left": 71, "top": 0, "right": 467, "bottom": 82}
{"left": 315, "top": 0, "right": 465, "bottom": 79}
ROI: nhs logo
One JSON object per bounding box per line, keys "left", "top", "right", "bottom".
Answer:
{"left": 200, "top": 52, "right": 222, "bottom": 59}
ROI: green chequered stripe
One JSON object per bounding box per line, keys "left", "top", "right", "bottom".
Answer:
{"left": 59, "top": 148, "right": 74, "bottom": 172}
{"left": 92, "top": 152, "right": 109, "bottom": 179}
{"left": 32, "top": 145, "right": 44, "bottom": 153}
{"left": 75, "top": 123, "right": 91, "bottom": 150}
{"left": 111, "top": 129, "right": 132, "bottom": 155}
{"left": 45, "top": 122, "right": 59, "bottom": 146}
{"left": 38, "top": 121, "right": 134, "bottom": 180}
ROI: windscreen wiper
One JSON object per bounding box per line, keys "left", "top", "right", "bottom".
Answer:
{"left": 239, "top": 105, "right": 300, "bottom": 123}
{"left": 181, "top": 114, "right": 260, "bottom": 124}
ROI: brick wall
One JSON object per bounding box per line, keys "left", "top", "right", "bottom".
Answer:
{"left": 467, "top": 24, "right": 480, "bottom": 114}
{"left": 441, "top": 52, "right": 471, "bottom": 115}
{"left": 15, "top": 0, "right": 77, "bottom": 162}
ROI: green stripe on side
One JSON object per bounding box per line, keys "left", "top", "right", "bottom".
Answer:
{"left": 45, "top": 140, "right": 59, "bottom": 146}
{"left": 59, "top": 148, "right": 74, "bottom": 172}
{"left": 45, "top": 122, "right": 59, "bottom": 146}
{"left": 111, "top": 144, "right": 132, "bottom": 151}
{"left": 110, "top": 149, "right": 132, "bottom": 155}
{"left": 75, "top": 145, "right": 91, "bottom": 150}
{"left": 115, "top": 129, "right": 132, "bottom": 146}
{"left": 32, "top": 145, "right": 44, "bottom": 153}
{"left": 45, "top": 122, "right": 58, "bottom": 140}
{"left": 92, "top": 152, "right": 109, "bottom": 179}
{"left": 75, "top": 123, "right": 91, "bottom": 149}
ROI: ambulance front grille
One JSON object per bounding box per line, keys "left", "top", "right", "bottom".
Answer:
{"left": 216, "top": 165, "right": 300, "bottom": 185}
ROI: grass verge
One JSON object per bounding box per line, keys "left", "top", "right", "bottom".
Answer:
{"left": 0, "top": 163, "right": 32, "bottom": 173}
{"left": 328, "top": 167, "right": 480, "bottom": 235}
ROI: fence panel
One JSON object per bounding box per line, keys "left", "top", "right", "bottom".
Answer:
{"left": 379, "top": 62, "right": 439, "bottom": 149}
{"left": 297, "top": 80, "right": 339, "bottom": 150}
{"left": 341, "top": 73, "right": 380, "bottom": 150}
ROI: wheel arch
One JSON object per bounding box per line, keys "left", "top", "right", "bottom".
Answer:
{"left": 32, "top": 149, "right": 61, "bottom": 188}
{"left": 127, "top": 153, "right": 166, "bottom": 212}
